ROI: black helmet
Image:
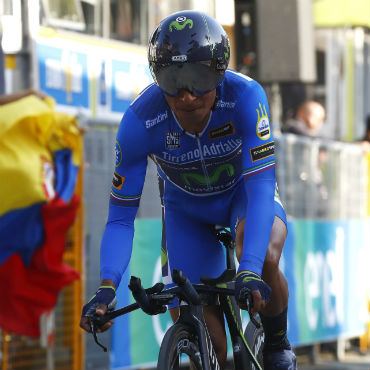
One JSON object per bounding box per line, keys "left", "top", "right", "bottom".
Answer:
{"left": 148, "top": 10, "right": 230, "bottom": 96}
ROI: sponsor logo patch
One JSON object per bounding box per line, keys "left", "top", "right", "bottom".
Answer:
{"left": 215, "top": 99, "right": 236, "bottom": 109}
{"left": 112, "top": 171, "right": 125, "bottom": 190}
{"left": 160, "top": 138, "right": 241, "bottom": 163}
{"left": 250, "top": 142, "right": 275, "bottom": 162}
{"left": 115, "top": 141, "right": 122, "bottom": 167}
{"left": 145, "top": 111, "right": 168, "bottom": 129}
{"left": 256, "top": 103, "right": 271, "bottom": 140}
{"left": 209, "top": 122, "right": 235, "bottom": 139}
{"left": 165, "top": 131, "right": 180, "bottom": 149}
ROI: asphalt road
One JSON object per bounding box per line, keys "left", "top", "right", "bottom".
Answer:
{"left": 222, "top": 351, "right": 370, "bottom": 370}
{"left": 300, "top": 361, "right": 370, "bottom": 369}
{"left": 298, "top": 353, "right": 370, "bottom": 370}
{"left": 138, "top": 349, "right": 370, "bottom": 369}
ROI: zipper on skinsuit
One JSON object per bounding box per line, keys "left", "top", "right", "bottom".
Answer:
{"left": 195, "top": 133, "right": 211, "bottom": 191}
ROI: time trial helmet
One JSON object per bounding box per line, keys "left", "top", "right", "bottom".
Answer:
{"left": 148, "top": 10, "right": 230, "bottom": 96}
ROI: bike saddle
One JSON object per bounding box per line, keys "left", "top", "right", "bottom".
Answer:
{"left": 200, "top": 268, "right": 235, "bottom": 286}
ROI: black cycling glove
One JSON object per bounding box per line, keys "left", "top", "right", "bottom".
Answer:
{"left": 235, "top": 270, "right": 271, "bottom": 306}
{"left": 81, "top": 286, "right": 117, "bottom": 318}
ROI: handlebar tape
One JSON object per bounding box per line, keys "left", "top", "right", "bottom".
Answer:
{"left": 172, "top": 269, "right": 201, "bottom": 305}
{"left": 128, "top": 276, "right": 152, "bottom": 309}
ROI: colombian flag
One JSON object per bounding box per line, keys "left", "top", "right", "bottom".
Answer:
{"left": 0, "top": 95, "right": 81, "bottom": 337}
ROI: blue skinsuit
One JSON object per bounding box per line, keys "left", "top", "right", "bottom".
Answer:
{"left": 100, "top": 70, "right": 286, "bottom": 292}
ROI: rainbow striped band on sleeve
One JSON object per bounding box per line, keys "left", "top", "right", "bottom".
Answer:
{"left": 110, "top": 190, "right": 141, "bottom": 207}
{"left": 243, "top": 160, "right": 275, "bottom": 178}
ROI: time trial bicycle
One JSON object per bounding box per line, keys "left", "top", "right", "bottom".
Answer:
{"left": 89, "top": 228, "right": 265, "bottom": 370}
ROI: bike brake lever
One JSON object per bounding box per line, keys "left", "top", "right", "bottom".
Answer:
{"left": 241, "top": 288, "right": 261, "bottom": 329}
{"left": 89, "top": 317, "right": 108, "bottom": 352}
{"left": 248, "top": 307, "right": 261, "bottom": 329}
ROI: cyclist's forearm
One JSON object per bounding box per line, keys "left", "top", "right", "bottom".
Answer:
{"left": 100, "top": 203, "right": 138, "bottom": 288}
{"left": 240, "top": 173, "right": 275, "bottom": 275}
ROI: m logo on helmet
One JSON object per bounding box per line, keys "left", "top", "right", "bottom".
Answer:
{"left": 169, "top": 17, "right": 193, "bottom": 32}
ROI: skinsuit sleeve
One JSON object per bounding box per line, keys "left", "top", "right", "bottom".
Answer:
{"left": 100, "top": 107, "right": 149, "bottom": 287}
{"left": 236, "top": 80, "right": 276, "bottom": 276}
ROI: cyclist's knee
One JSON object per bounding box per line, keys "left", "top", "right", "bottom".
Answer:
{"left": 263, "top": 217, "right": 287, "bottom": 271}
{"left": 263, "top": 246, "right": 281, "bottom": 274}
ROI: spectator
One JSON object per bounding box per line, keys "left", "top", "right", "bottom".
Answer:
{"left": 282, "top": 100, "right": 325, "bottom": 138}
{"left": 282, "top": 100, "right": 329, "bottom": 217}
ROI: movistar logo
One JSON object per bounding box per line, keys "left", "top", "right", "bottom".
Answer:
{"left": 181, "top": 164, "right": 234, "bottom": 186}
{"left": 225, "top": 46, "right": 230, "bottom": 60}
{"left": 169, "top": 16, "right": 193, "bottom": 32}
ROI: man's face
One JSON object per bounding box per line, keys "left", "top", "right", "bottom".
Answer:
{"left": 164, "top": 89, "right": 216, "bottom": 134}
{"left": 298, "top": 102, "right": 326, "bottom": 132}
{"left": 306, "top": 105, "right": 325, "bottom": 131}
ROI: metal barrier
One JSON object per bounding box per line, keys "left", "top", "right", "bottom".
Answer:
{"left": 276, "top": 133, "right": 369, "bottom": 219}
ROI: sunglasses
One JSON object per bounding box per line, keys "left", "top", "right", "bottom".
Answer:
{"left": 152, "top": 62, "right": 225, "bottom": 97}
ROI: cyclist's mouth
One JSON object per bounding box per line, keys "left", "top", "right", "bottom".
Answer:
{"left": 176, "top": 106, "right": 201, "bottom": 113}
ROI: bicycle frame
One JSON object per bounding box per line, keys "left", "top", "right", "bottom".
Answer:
{"left": 219, "top": 284, "right": 263, "bottom": 370}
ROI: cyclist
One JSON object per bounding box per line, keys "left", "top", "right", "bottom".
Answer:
{"left": 80, "top": 10, "right": 297, "bottom": 370}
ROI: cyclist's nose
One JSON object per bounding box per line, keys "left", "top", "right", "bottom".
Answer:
{"left": 177, "top": 89, "right": 198, "bottom": 102}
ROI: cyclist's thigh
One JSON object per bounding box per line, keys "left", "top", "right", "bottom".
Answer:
{"left": 235, "top": 215, "right": 287, "bottom": 261}
{"left": 162, "top": 206, "right": 226, "bottom": 294}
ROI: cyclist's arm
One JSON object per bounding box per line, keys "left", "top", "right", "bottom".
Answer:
{"left": 100, "top": 107, "right": 149, "bottom": 289}
{"left": 237, "top": 80, "right": 276, "bottom": 276}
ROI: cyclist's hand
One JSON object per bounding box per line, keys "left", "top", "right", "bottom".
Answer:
{"left": 235, "top": 270, "right": 271, "bottom": 316}
{"left": 80, "top": 285, "right": 117, "bottom": 333}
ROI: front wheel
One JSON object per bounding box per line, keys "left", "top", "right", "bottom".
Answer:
{"left": 157, "top": 323, "right": 203, "bottom": 370}
{"left": 244, "top": 320, "right": 265, "bottom": 370}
